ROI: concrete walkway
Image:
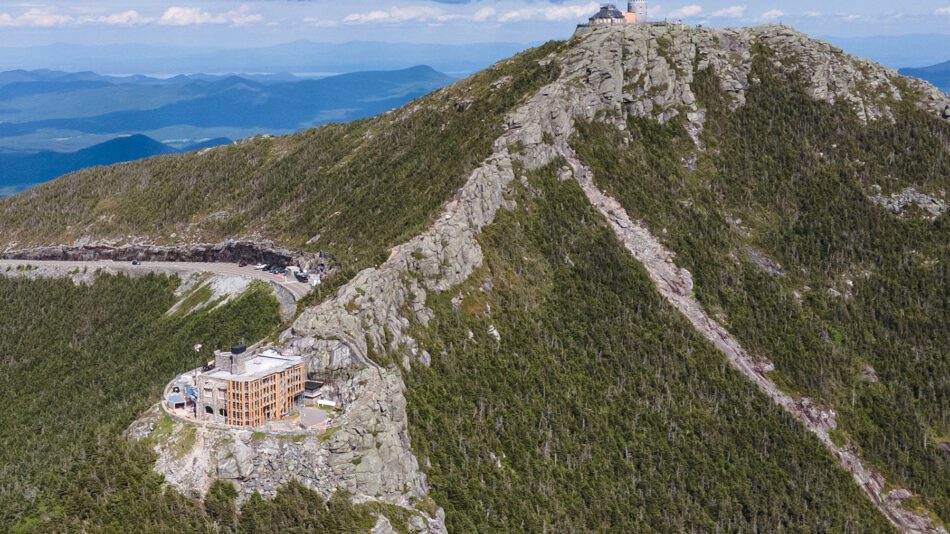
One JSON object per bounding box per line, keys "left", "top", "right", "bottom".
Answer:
{"left": 299, "top": 407, "right": 329, "bottom": 430}
{"left": 0, "top": 259, "right": 313, "bottom": 300}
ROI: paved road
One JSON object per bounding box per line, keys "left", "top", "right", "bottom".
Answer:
{"left": 0, "top": 259, "right": 313, "bottom": 300}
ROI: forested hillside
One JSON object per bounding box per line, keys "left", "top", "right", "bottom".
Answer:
{"left": 404, "top": 163, "right": 892, "bottom": 532}
{"left": 572, "top": 50, "right": 949, "bottom": 522}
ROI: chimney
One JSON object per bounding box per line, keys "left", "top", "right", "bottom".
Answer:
{"left": 215, "top": 346, "right": 250, "bottom": 375}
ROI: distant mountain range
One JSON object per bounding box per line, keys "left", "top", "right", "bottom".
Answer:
{"left": 0, "top": 65, "right": 454, "bottom": 195}
{"left": 0, "top": 69, "right": 310, "bottom": 87}
{"left": 0, "top": 40, "right": 532, "bottom": 77}
{"left": 0, "top": 134, "right": 231, "bottom": 196}
{"left": 0, "top": 65, "right": 454, "bottom": 151}
{"left": 900, "top": 62, "right": 950, "bottom": 93}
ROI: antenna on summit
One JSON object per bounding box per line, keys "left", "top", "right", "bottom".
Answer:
{"left": 629, "top": 0, "right": 648, "bottom": 23}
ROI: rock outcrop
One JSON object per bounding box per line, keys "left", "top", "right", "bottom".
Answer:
{"left": 141, "top": 369, "right": 421, "bottom": 502}
{"left": 1, "top": 240, "right": 332, "bottom": 272}
{"left": 870, "top": 186, "right": 948, "bottom": 219}
{"left": 600, "top": 23, "right": 950, "bottom": 133}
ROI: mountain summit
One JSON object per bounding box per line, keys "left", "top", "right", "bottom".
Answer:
{"left": 1, "top": 24, "right": 948, "bottom": 533}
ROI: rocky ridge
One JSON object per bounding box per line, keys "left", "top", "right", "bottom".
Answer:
{"left": 0, "top": 240, "right": 331, "bottom": 272}
{"left": 128, "top": 23, "right": 949, "bottom": 532}
{"left": 616, "top": 23, "right": 949, "bottom": 138}
{"left": 870, "top": 186, "right": 948, "bottom": 219}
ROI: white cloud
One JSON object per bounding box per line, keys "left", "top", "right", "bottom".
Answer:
{"left": 762, "top": 9, "right": 785, "bottom": 20}
{"left": 0, "top": 5, "right": 264, "bottom": 28}
{"left": 92, "top": 10, "right": 154, "bottom": 26}
{"left": 936, "top": 7, "right": 950, "bottom": 15}
{"left": 840, "top": 14, "right": 861, "bottom": 22}
{"left": 0, "top": 7, "right": 73, "bottom": 28}
{"left": 498, "top": 3, "right": 599, "bottom": 23}
{"left": 343, "top": 6, "right": 458, "bottom": 25}
{"left": 228, "top": 6, "right": 265, "bottom": 27}
{"left": 667, "top": 4, "right": 703, "bottom": 18}
{"left": 803, "top": 11, "right": 822, "bottom": 17}
{"left": 158, "top": 5, "right": 263, "bottom": 27}
{"left": 159, "top": 7, "right": 219, "bottom": 26}
{"left": 711, "top": 5, "right": 745, "bottom": 18}
{"left": 473, "top": 7, "right": 497, "bottom": 22}
{"left": 304, "top": 17, "right": 339, "bottom": 28}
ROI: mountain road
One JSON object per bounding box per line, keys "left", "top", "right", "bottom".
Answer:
{"left": 0, "top": 259, "right": 314, "bottom": 300}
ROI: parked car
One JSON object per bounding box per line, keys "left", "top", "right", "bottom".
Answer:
{"left": 238, "top": 261, "right": 248, "bottom": 267}
{"left": 131, "top": 260, "right": 141, "bottom": 265}
{"left": 255, "top": 264, "right": 268, "bottom": 271}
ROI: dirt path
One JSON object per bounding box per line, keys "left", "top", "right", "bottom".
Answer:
{"left": 564, "top": 147, "right": 946, "bottom": 534}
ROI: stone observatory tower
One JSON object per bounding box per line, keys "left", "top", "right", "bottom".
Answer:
{"left": 629, "top": 0, "right": 648, "bottom": 22}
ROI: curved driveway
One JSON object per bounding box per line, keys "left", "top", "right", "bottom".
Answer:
{"left": 0, "top": 259, "right": 313, "bottom": 300}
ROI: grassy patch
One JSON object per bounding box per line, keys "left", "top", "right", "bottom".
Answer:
{"left": 148, "top": 412, "right": 175, "bottom": 444}
{"left": 169, "top": 425, "right": 197, "bottom": 460}
{"left": 364, "top": 502, "right": 418, "bottom": 534}
{"left": 318, "top": 426, "right": 340, "bottom": 442}
{"left": 171, "top": 282, "right": 214, "bottom": 317}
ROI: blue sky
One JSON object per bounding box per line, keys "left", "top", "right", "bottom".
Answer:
{"left": 2, "top": 1, "right": 950, "bottom": 47}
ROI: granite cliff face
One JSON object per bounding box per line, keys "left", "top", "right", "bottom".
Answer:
{"left": 124, "top": 24, "right": 948, "bottom": 532}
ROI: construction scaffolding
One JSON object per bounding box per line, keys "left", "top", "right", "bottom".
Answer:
{"left": 224, "top": 362, "right": 305, "bottom": 427}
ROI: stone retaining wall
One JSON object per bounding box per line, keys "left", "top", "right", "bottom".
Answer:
{"left": 1, "top": 240, "right": 333, "bottom": 271}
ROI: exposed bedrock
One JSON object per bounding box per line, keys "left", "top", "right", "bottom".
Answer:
{"left": 1, "top": 240, "right": 331, "bottom": 271}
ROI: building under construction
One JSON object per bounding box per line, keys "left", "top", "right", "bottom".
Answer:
{"left": 194, "top": 345, "right": 305, "bottom": 427}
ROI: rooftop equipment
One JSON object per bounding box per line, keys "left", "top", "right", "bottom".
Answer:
{"left": 167, "top": 394, "right": 186, "bottom": 408}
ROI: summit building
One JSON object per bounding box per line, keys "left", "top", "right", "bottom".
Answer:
{"left": 582, "top": 1, "right": 648, "bottom": 27}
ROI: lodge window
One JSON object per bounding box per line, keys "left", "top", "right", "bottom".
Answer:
{"left": 205, "top": 406, "right": 213, "bottom": 414}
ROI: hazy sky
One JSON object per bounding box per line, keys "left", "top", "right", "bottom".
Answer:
{"left": 2, "top": 1, "right": 950, "bottom": 47}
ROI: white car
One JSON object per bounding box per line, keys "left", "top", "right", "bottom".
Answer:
{"left": 253, "top": 263, "right": 268, "bottom": 270}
